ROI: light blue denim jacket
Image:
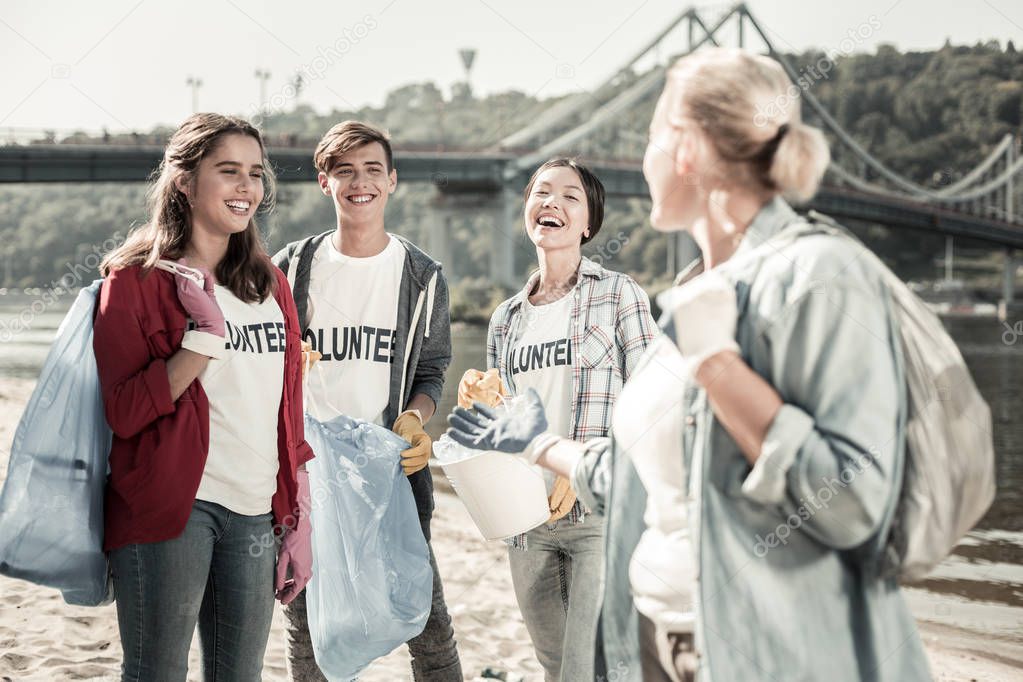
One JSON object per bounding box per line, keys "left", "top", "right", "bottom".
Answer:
{"left": 572, "top": 197, "right": 932, "bottom": 681}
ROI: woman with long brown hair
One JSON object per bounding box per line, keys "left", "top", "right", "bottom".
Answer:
{"left": 95, "top": 113, "right": 314, "bottom": 681}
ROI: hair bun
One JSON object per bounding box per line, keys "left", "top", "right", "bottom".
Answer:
{"left": 769, "top": 122, "right": 830, "bottom": 202}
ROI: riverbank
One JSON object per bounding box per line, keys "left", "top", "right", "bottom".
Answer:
{"left": 1, "top": 377, "right": 1020, "bottom": 680}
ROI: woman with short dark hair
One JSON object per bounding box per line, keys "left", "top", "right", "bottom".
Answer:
{"left": 460, "top": 157, "right": 656, "bottom": 681}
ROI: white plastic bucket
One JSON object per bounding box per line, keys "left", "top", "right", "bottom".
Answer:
{"left": 438, "top": 448, "right": 550, "bottom": 541}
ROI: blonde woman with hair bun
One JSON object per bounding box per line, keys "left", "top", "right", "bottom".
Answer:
{"left": 448, "top": 47, "right": 932, "bottom": 681}
{"left": 626, "top": 46, "right": 931, "bottom": 680}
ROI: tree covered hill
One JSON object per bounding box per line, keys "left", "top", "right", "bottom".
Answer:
{"left": 1, "top": 41, "right": 1020, "bottom": 315}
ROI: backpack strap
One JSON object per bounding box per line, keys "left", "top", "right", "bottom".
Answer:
{"left": 751, "top": 210, "right": 857, "bottom": 257}
{"left": 724, "top": 210, "right": 854, "bottom": 321}
{"left": 291, "top": 231, "right": 332, "bottom": 332}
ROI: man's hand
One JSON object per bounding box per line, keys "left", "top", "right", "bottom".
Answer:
{"left": 300, "top": 340, "right": 322, "bottom": 379}
{"left": 393, "top": 410, "right": 432, "bottom": 475}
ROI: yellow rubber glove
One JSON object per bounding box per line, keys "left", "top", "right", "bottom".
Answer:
{"left": 547, "top": 476, "right": 577, "bottom": 523}
{"left": 393, "top": 411, "right": 432, "bottom": 475}
{"left": 457, "top": 369, "right": 484, "bottom": 409}
{"left": 300, "top": 340, "right": 322, "bottom": 379}
{"left": 457, "top": 368, "right": 505, "bottom": 409}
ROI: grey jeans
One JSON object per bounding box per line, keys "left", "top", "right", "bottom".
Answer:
{"left": 284, "top": 542, "right": 461, "bottom": 681}
{"left": 507, "top": 513, "right": 605, "bottom": 682}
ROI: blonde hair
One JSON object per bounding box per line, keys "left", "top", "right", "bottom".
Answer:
{"left": 101, "top": 113, "right": 277, "bottom": 302}
{"left": 664, "top": 48, "right": 830, "bottom": 202}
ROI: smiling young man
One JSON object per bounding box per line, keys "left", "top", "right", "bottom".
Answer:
{"left": 273, "top": 121, "right": 461, "bottom": 680}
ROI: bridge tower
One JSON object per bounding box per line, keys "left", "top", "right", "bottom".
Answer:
{"left": 1001, "top": 137, "right": 1021, "bottom": 319}
{"left": 426, "top": 185, "right": 522, "bottom": 289}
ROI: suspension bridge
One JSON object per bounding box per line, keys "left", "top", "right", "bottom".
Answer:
{"left": 1, "top": 3, "right": 1021, "bottom": 312}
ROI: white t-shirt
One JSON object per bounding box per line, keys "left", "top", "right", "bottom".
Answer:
{"left": 613, "top": 334, "right": 695, "bottom": 634}
{"left": 510, "top": 294, "right": 574, "bottom": 490}
{"left": 304, "top": 233, "right": 404, "bottom": 425}
{"left": 195, "top": 285, "right": 286, "bottom": 515}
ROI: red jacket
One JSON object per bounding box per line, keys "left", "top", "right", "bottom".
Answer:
{"left": 93, "top": 263, "right": 314, "bottom": 551}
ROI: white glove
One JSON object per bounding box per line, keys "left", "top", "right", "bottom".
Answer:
{"left": 662, "top": 269, "right": 741, "bottom": 376}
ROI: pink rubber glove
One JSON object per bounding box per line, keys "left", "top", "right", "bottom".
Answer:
{"left": 275, "top": 469, "right": 312, "bottom": 605}
{"left": 173, "top": 258, "right": 225, "bottom": 337}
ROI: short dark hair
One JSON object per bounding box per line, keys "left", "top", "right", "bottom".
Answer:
{"left": 314, "top": 120, "right": 394, "bottom": 174}
{"left": 523, "top": 158, "right": 605, "bottom": 245}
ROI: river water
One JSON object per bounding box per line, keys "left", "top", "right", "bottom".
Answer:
{"left": 1, "top": 292, "right": 1020, "bottom": 641}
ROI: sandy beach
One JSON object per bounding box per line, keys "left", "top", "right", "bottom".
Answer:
{"left": 1, "top": 376, "right": 1021, "bottom": 681}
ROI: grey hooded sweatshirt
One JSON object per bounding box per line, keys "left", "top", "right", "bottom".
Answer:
{"left": 273, "top": 231, "right": 451, "bottom": 533}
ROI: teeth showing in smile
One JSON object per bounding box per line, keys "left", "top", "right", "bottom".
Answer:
{"left": 537, "top": 214, "right": 565, "bottom": 228}
{"left": 225, "top": 200, "right": 250, "bottom": 214}
{"left": 348, "top": 194, "right": 374, "bottom": 204}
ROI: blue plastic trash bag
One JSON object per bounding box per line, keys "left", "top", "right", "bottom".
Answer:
{"left": 303, "top": 412, "right": 433, "bottom": 681}
{"left": 0, "top": 281, "right": 112, "bottom": 606}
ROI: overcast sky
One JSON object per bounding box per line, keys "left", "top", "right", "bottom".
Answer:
{"left": 1, "top": 0, "right": 1020, "bottom": 133}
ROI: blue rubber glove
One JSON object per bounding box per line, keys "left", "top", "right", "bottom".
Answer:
{"left": 446, "top": 388, "right": 558, "bottom": 463}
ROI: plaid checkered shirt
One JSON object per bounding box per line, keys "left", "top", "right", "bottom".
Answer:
{"left": 486, "top": 256, "right": 658, "bottom": 548}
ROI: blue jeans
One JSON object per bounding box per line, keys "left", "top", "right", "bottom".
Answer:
{"left": 109, "top": 499, "right": 276, "bottom": 682}
{"left": 508, "top": 513, "right": 605, "bottom": 682}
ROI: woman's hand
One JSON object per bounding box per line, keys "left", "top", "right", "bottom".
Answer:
{"left": 446, "top": 388, "right": 559, "bottom": 463}
{"left": 457, "top": 369, "right": 483, "bottom": 409}
{"left": 276, "top": 470, "right": 313, "bottom": 605}
{"left": 457, "top": 368, "right": 504, "bottom": 409}
{"left": 547, "top": 476, "right": 577, "bottom": 522}
{"left": 665, "top": 269, "right": 740, "bottom": 377}
{"left": 172, "top": 258, "right": 225, "bottom": 338}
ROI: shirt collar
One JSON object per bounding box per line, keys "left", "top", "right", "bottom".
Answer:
{"left": 508, "top": 256, "right": 603, "bottom": 314}
{"left": 731, "top": 195, "right": 799, "bottom": 261}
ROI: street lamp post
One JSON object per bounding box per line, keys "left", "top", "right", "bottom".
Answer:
{"left": 186, "top": 76, "right": 203, "bottom": 113}
{"left": 254, "top": 69, "right": 272, "bottom": 112}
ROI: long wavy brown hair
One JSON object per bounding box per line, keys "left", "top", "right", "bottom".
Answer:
{"left": 101, "top": 113, "right": 277, "bottom": 302}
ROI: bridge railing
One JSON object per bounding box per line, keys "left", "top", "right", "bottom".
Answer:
{"left": 0, "top": 127, "right": 509, "bottom": 154}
